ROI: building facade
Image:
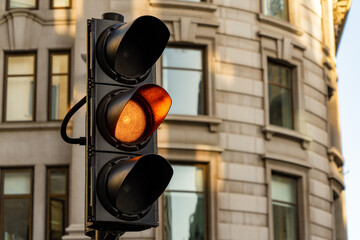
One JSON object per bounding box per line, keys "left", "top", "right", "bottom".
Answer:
{"left": 0, "top": 0, "right": 351, "bottom": 240}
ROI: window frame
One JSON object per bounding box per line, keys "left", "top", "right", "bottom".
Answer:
{"left": 271, "top": 173, "right": 299, "bottom": 240}
{"left": 3, "top": 51, "right": 37, "bottom": 123}
{"left": 264, "top": 158, "right": 309, "bottom": 240}
{"left": 263, "top": 0, "right": 289, "bottom": 22}
{"left": 45, "top": 166, "right": 69, "bottom": 240}
{"left": 50, "top": 0, "right": 72, "bottom": 9}
{"left": 0, "top": 168, "right": 34, "bottom": 240}
{"left": 161, "top": 44, "right": 208, "bottom": 116}
{"left": 267, "top": 59, "right": 295, "bottom": 130}
{"left": 162, "top": 162, "right": 209, "bottom": 240}
{"left": 48, "top": 50, "right": 71, "bottom": 121}
{"left": 6, "top": 0, "right": 38, "bottom": 10}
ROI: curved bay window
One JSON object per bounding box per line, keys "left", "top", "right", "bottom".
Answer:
{"left": 164, "top": 163, "right": 207, "bottom": 240}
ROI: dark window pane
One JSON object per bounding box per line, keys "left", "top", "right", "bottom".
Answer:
{"left": 50, "top": 171, "right": 66, "bottom": 195}
{"left": 268, "top": 85, "right": 293, "bottom": 129}
{"left": 163, "top": 69, "right": 203, "bottom": 115}
{"left": 273, "top": 202, "right": 297, "bottom": 240}
{"left": 163, "top": 48, "right": 202, "bottom": 70}
{"left": 50, "top": 198, "right": 65, "bottom": 240}
{"left": 268, "top": 62, "right": 291, "bottom": 87}
{"left": 167, "top": 165, "right": 204, "bottom": 192}
{"left": 264, "top": 0, "right": 289, "bottom": 21}
{"left": 3, "top": 198, "right": 30, "bottom": 240}
{"left": 164, "top": 192, "right": 205, "bottom": 240}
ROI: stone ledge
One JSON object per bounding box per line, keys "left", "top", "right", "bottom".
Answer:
{"left": 258, "top": 14, "right": 303, "bottom": 36}
{"left": 165, "top": 114, "right": 222, "bottom": 132}
{"left": 150, "top": 0, "right": 218, "bottom": 12}
{"left": 262, "top": 125, "right": 312, "bottom": 149}
{"left": 0, "top": 121, "right": 65, "bottom": 131}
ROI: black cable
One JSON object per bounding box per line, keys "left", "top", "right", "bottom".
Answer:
{"left": 60, "top": 96, "right": 86, "bottom": 145}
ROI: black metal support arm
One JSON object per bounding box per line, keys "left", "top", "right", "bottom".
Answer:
{"left": 60, "top": 96, "right": 86, "bottom": 145}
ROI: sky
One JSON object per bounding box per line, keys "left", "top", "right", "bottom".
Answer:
{"left": 336, "top": 0, "right": 360, "bottom": 239}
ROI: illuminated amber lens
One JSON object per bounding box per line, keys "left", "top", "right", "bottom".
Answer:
{"left": 114, "top": 100, "right": 147, "bottom": 143}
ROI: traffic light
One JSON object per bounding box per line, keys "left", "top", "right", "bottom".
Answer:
{"left": 85, "top": 12, "right": 173, "bottom": 234}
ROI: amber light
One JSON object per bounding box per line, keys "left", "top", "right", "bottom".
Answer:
{"left": 114, "top": 100, "right": 147, "bottom": 143}
{"left": 137, "top": 85, "right": 171, "bottom": 135}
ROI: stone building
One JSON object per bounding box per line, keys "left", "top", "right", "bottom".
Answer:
{"left": 0, "top": 0, "right": 351, "bottom": 240}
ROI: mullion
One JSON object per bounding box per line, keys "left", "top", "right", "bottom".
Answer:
{"left": 268, "top": 81, "right": 292, "bottom": 91}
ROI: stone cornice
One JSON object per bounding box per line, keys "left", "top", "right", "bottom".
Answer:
{"left": 333, "top": 0, "right": 352, "bottom": 50}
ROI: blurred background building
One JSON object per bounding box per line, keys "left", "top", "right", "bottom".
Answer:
{"left": 0, "top": 0, "right": 351, "bottom": 239}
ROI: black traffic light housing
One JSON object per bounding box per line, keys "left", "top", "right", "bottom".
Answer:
{"left": 85, "top": 13, "right": 173, "bottom": 234}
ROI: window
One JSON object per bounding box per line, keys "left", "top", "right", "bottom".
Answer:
{"left": 46, "top": 167, "right": 68, "bottom": 240}
{"left": 4, "top": 53, "right": 36, "bottom": 122}
{"left": 268, "top": 61, "right": 293, "bottom": 129}
{"left": 50, "top": 0, "right": 71, "bottom": 9}
{"left": 164, "top": 164, "right": 207, "bottom": 240}
{"left": 7, "top": 0, "right": 37, "bottom": 9}
{"left": 49, "top": 51, "right": 70, "bottom": 120}
{"left": 263, "top": 0, "right": 289, "bottom": 21}
{"left": 271, "top": 174, "right": 297, "bottom": 240}
{"left": 162, "top": 47, "right": 205, "bottom": 116}
{"left": 0, "top": 169, "right": 33, "bottom": 240}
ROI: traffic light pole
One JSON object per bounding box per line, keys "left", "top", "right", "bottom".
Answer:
{"left": 93, "top": 230, "right": 123, "bottom": 240}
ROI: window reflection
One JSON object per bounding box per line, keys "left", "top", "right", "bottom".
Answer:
{"left": 49, "top": 52, "right": 70, "bottom": 121}
{"left": 5, "top": 54, "right": 36, "bottom": 122}
{"left": 8, "top": 0, "right": 36, "bottom": 9}
{"left": 272, "top": 175, "right": 297, "bottom": 240}
{"left": 1, "top": 169, "right": 33, "bottom": 240}
{"left": 268, "top": 61, "right": 293, "bottom": 129}
{"left": 162, "top": 47, "right": 205, "bottom": 116}
{"left": 164, "top": 164, "right": 206, "bottom": 240}
{"left": 47, "top": 168, "right": 68, "bottom": 240}
{"left": 264, "top": 0, "right": 289, "bottom": 21}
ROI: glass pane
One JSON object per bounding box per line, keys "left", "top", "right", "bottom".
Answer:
{"left": 164, "top": 192, "right": 205, "bottom": 240}
{"left": 273, "top": 202, "right": 297, "bottom": 240}
{"left": 264, "top": 0, "right": 289, "bottom": 21}
{"left": 163, "top": 69, "right": 203, "bottom": 115}
{"left": 163, "top": 48, "right": 202, "bottom": 70}
{"left": 50, "top": 198, "right": 65, "bottom": 240}
{"left": 50, "top": 171, "right": 67, "bottom": 195}
{"left": 51, "top": 76, "right": 69, "bottom": 120}
{"left": 6, "top": 76, "right": 34, "bottom": 121}
{"left": 7, "top": 55, "right": 35, "bottom": 75}
{"left": 52, "top": 54, "right": 69, "bottom": 74}
{"left": 268, "top": 62, "right": 291, "bottom": 88}
{"left": 167, "top": 165, "right": 204, "bottom": 192}
{"left": 271, "top": 175, "right": 296, "bottom": 203}
{"left": 9, "top": 0, "right": 36, "bottom": 8}
{"left": 4, "top": 171, "right": 31, "bottom": 195}
{"left": 52, "top": 0, "right": 70, "bottom": 8}
{"left": 3, "top": 198, "right": 30, "bottom": 240}
{"left": 268, "top": 85, "right": 293, "bottom": 129}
